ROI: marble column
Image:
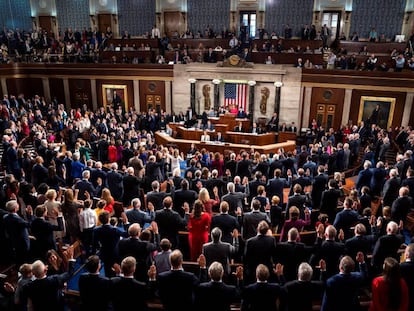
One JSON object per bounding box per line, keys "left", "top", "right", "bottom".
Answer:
{"left": 1, "top": 78, "right": 7, "bottom": 96}
{"left": 90, "top": 79, "right": 97, "bottom": 111}
{"left": 189, "top": 78, "right": 196, "bottom": 114}
{"left": 133, "top": 80, "right": 140, "bottom": 112}
{"left": 63, "top": 78, "right": 70, "bottom": 110}
{"left": 274, "top": 81, "right": 283, "bottom": 128}
{"left": 42, "top": 78, "right": 51, "bottom": 103}
{"left": 212, "top": 79, "right": 220, "bottom": 111}
{"left": 402, "top": 92, "right": 414, "bottom": 127}
{"left": 248, "top": 81, "right": 256, "bottom": 122}
{"left": 342, "top": 89, "right": 353, "bottom": 125}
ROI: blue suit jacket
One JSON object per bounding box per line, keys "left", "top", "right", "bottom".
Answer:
{"left": 320, "top": 263, "right": 367, "bottom": 311}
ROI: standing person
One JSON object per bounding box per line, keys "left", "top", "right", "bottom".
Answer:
{"left": 3, "top": 200, "right": 33, "bottom": 265}
{"left": 400, "top": 243, "right": 414, "bottom": 311}
{"left": 188, "top": 200, "right": 211, "bottom": 261}
{"left": 369, "top": 257, "right": 409, "bottom": 311}
{"left": 20, "top": 246, "right": 75, "bottom": 311}
{"left": 320, "top": 252, "right": 368, "bottom": 311}
{"left": 78, "top": 255, "right": 111, "bottom": 311}
{"left": 61, "top": 188, "right": 82, "bottom": 243}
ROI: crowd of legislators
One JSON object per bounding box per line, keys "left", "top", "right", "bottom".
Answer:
{"left": 1, "top": 92, "right": 414, "bottom": 311}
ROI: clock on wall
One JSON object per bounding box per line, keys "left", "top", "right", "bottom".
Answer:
{"left": 323, "top": 89, "right": 333, "bottom": 101}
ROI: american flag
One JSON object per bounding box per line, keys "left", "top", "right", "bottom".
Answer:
{"left": 224, "top": 83, "right": 248, "bottom": 111}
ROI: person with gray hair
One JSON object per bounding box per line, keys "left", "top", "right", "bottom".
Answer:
{"left": 222, "top": 182, "right": 247, "bottom": 216}
{"left": 195, "top": 261, "right": 241, "bottom": 311}
{"left": 382, "top": 168, "right": 402, "bottom": 207}
{"left": 202, "top": 227, "right": 238, "bottom": 278}
{"left": 125, "top": 197, "right": 154, "bottom": 228}
{"left": 282, "top": 262, "right": 326, "bottom": 311}
{"left": 74, "top": 168, "right": 97, "bottom": 200}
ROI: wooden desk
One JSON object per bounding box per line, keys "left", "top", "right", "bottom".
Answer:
{"left": 209, "top": 114, "right": 251, "bottom": 132}
{"left": 277, "top": 131, "right": 297, "bottom": 143}
{"left": 106, "top": 38, "right": 160, "bottom": 48}
{"left": 225, "top": 131, "right": 276, "bottom": 144}
{"left": 100, "top": 50, "right": 155, "bottom": 63}
{"left": 155, "top": 131, "right": 296, "bottom": 155}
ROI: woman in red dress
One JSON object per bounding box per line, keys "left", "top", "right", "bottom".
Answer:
{"left": 369, "top": 257, "right": 409, "bottom": 311}
{"left": 188, "top": 199, "right": 211, "bottom": 261}
{"left": 108, "top": 138, "right": 117, "bottom": 163}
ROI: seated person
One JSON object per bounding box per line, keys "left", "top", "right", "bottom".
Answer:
{"left": 204, "top": 120, "right": 215, "bottom": 131}
{"left": 194, "top": 119, "right": 204, "bottom": 130}
{"left": 215, "top": 132, "right": 224, "bottom": 142}
{"left": 265, "top": 55, "right": 274, "bottom": 64}
{"left": 201, "top": 130, "right": 211, "bottom": 142}
{"left": 279, "top": 122, "right": 288, "bottom": 132}
{"left": 229, "top": 105, "right": 238, "bottom": 115}
{"left": 250, "top": 122, "right": 262, "bottom": 134}
{"left": 236, "top": 108, "right": 247, "bottom": 118}
{"left": 234, "top": 121, "right": 243, "bottom": 132}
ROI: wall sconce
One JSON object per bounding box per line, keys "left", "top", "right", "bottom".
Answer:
{"left": 188, "top": 78, "right": 197, "bottom": 83}
{"left": 345, "top": 11, "right": 351, "bottom": 21}
{"left": 314, "top": 11, "right": 320, "bottom": 21}
{"left": 247, "top": 80, "right": 256, "bottom": 87}
{"left": 274, "top": 81, "right": 283, "bottom": 87}
{"left": 212, "top": 79, "right": 221, "bottom": 85}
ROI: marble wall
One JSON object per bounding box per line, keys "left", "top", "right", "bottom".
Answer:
{"left": 172, "top": 63, "right": 302, "bottom": 126}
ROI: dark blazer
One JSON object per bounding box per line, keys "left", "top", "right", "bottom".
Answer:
{"left": 248, "top": 179, "right": 266, "bottom": 202}
{"left": 267, "top": 177, "right": 290, "bottom": 206}
{"left": 154, "top": 208, "right": 188, "bottom": 249}
{"left": 110, "top": 276, "right": 153, "bottom": 311}
{"left": 241, "top": 281, "right": 283, "bottom": 311}
{"left": 320, "top": 189, "right": 342, "bottom": 222}
{"left": 402, "top": 177, "right": 414, "bottom": 199}
{"left": 173, "top": 189, "right": 198, "bottom": 216}
{"left": 355, "top": 168, "right": 373, "bottom": 193}
{"left": 221, "top": 192, "right": 246, "bottom": 216}
{"left": 202, "top": 240, "right": 236, "bottom": 275}
{"left": 320, "top": 263, "right": 368, "bottom": 311}
{"left": 275, "top": 241, "right": 311, "bottom": 281}
{"left": 21, "top": 259, "right": 76, "bottom": 311}
{"left": 242, "top": 211, "right": 270, "bottom": 240}
{"left": 244, "top": 234, "right": 277, "bottom": 284}
{"left": 289, "top": 176, "right": 312, "bottom": 196}
{"left": 74, "top": 179, "right": 96, "bottom": 201}
{"left": 344, "top": 235, "right": 375, "bottom": 261}
{"left": 125, "top": 208, "right": 154, "bottom": 228}
{"left": 157, "top": 269, "right": 207, "bottom": 311}
{"left": 195, "top": 281, "right": 239, "bottom": 311}
{"left": 78, "top": 273, "right": 111, "bottom": 311}
{"left": 147, "top": 191, "right": 171, "bottom": 211}
{"left": 107, "top": 170, "right": 124, "bottom": 201}
{"left": 283, "top": 280, "right": 325, "bottom": 311}
{"left": 117, "top": 235, "right": 160, "bottom": 282}
{"left": 235, "top": 159, "right": 252, "bottom": 180}
{"left": 400, "top": 261, "right": 414, "bottom": 311}
{"left": 311, "top": 173, "right": 329, "bottom": 209}
{"left": 332, "top": 209, "right": 360, "bottom": 240}
{"left": 122, "top": 174, "right": 142, "bottom": 206}
{"left": 30, "top": 216, "right": 64, "bottom": 260}
{"left": 310, "top": 239, "right": 345, "bottom": 278}
{"left": 371, "top": 234, "right": 404, "bottom": 270}
{"left": 382, "top": 176, "right": 401, "bottom": 207}
{"left": 210, "top": 213, "right": 240, "bottom": 244}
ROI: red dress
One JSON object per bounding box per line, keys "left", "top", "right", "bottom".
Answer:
{"left": 108, "top": 145, "right": 117, "bottom": 163}
{"left": 188, "top": 213, "right": 211, "bottom": 261}
{"left": 369, "top": 276, "right": 409, "bottom": 311}
{"left": 202, "top": 198, "right": 220, "bottom": 215}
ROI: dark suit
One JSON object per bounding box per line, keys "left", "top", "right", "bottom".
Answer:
{"left": 275, "top": 241, "right": 311, "bottom": 281}
{"left": 310, "top": 239, "right": 345, "bottom": 278}
{"left": 241, "top": 280, "right": 283, "bottom": 311}
{"left": 311, "top": 173, "right": 329, "bottom": 209}
{"left": 75, "top": 179, "right": 96, "bottom": 201}
{"left": 320, "top": 263, "right": 368, "bottom": 311}
{"left": 202, "top": 240, "right": 236, "bottom": 275}
{"left": 107, "top": 170, "right": 124, "bottom": 201}
{"left": 283, "top": 280, "right": 325, "bottom": 311}
{"left": 355, "top": 168, "right": 373, "bottom": 193}
{"left": 125, "top": 208, "right": 154, "bottom": 227}
{"left": 244, "top": 234, "right": 277, "bottom": 284}
{"left": 344, "top": 235, "right": 375, "bottom": 261}
{"left": 147, "top": 191, "right": 171, "bottom": 211}
{"left": 236, "top": 159, "right": 252, "bottom": 180}
{"left": 267, "top": 177, "right": 290, "bottom": 206}
{"left": 122, "top": 174, "right": 142, "bottom": 206}
{"left": 222, "top": 192, "right": 246, "bottom": 216}
{"left": 286, "top": 194, "right": 310, "bottom": 219}
{"left": 117, "top": 235, "right": 160, "bottom": 282}
{"left": 154, "top": 208, "right": 189, "bottom": 249}
{"left": 210, "top": 213, "right": 240, "bottom": 244}
{"left": 248, "top": 179, "right": 266, "bottom": 202}
{"left": 110, "top": 276, "right": 153, "bottom": 311}
{"left": 333, "top": 209, "right": 360, "bottom": 240}
{"left": 21, "top": 260, "right": 76, "bottom": 311}
{"left": 157, "top": 268, "right": 207, "bottom": 311}
{"left": 195, "top": 281, "right": 239, "bottom": 311}
{"left": 30, "top": 216, "right": 64, "bottom": 261}
{"left": 382, "top": 176, "right": 401, "bottom": 207}
{"left": 242, "top": 211, "right": 270, "bottom": 240}
{"left": 371, "top": 234, "right": 404, "bottom": 271}
{"left": 402, "top": 177, "right": 414, "bottom": 199}
{"left": 320, "top": 189, "right": 342, "bottom": 223}
{"left": 400, "top": 260, "right": 414, "bottom": 311}
{"left": 78, "top": 273, "right": 111, "bottom": 311}
{"left": 289, "top": 176, "right": 312, "bottom": 196}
